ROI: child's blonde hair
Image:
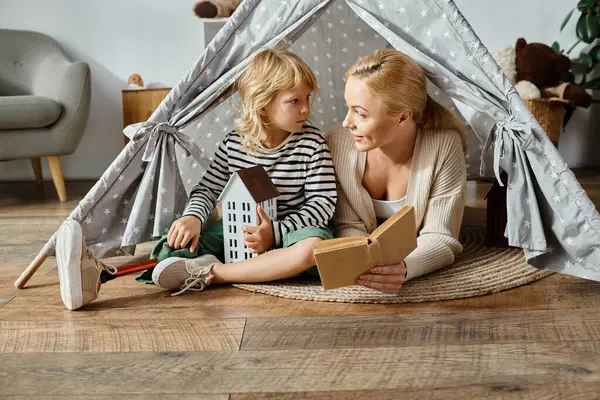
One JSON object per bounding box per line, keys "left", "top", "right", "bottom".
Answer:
{"left": 234, "top": 48, "right": 319, "bottom": 151}
{"left": 346, "top": 49, "right": 467, "bottom": 150}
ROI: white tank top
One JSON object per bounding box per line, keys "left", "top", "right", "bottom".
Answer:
{"left": 372, "top": 196, "right": 406, "bottom": 225}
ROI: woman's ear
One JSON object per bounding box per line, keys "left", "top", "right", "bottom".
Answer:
{"left": 397, "top": 110, "right": 413, "bottom": 125}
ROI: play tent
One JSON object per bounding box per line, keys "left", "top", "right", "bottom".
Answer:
{"left": 16, "top": 0, "right": 600, "bottom": 288}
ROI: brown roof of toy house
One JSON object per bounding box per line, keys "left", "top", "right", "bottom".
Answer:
{"left": 236, "top": 166, "right": 280, "bottom": 203}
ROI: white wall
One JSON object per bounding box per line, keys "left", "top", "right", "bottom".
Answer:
{"left": 0, "top": 0, "right": 597, "bottom": 182}
{"left": 0, "top": 0, "right": 206, "bottom": 181}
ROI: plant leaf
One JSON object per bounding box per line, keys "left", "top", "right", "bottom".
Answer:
{"left": 588, "top": 13, "right": 600, "bottom": 41}
{"left": 576, "top": 12, "right": 600, "bottom": 43}
{"left": 551, "top": 41, "right": 562, "bottom": 52}
{"left": 576, "top": 14, "right": 588, "bottom": 41}
{"left": 561, "top": 8, "right": 575, "bottom": 31}
{"left": 582, "top": 53, "right": 595, "bottom": 72}
{"left": 577, "top": 0, "right": 595, "bottom": 11}
{"left": 589, "top": 44, "right": 600, "bottom": 62}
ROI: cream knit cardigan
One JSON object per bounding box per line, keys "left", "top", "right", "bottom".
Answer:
{"left": 326, "top": 124, "right": 467, "bottom": 280}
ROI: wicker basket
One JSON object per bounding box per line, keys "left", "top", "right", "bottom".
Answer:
{"left": 523, "top": 97, "right": 568, "bottom": 145}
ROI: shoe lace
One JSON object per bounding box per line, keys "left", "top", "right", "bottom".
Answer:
{"left": 172, "top": 262, "right": 214, "bottom": 297}
{"left": 84, "top": 248, "right": 117, "bottom": 275}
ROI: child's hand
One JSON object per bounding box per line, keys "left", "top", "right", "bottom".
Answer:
{"left": 167, "top": 215, "right": 202, "bottom": 253}
{"left": 242, "top": 206, "right": 274, "bottom": 254}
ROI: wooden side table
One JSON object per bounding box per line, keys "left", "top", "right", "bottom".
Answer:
{"left": 122, "top": 88, "right": 171, "bottom": 145}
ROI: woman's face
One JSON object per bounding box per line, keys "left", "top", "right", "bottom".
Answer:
{"left": 342, "top": 76, "right": 402, "bottom": 152}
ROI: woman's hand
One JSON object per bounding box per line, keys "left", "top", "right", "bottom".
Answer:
{"left": 167, "top": 216, "right": 202, "bottom": 253}
{"left": 242, "top": 206, "right": 274, "bottom": 254}
{"left": 357, "top": 261, "right": 407, "bottom": 294}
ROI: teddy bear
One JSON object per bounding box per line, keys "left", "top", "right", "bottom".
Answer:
{"left": 493, "top": 38, "right": 591, "bottom": 107}
{"left": 193, "top": 0, "right": 242, "bottom": 18}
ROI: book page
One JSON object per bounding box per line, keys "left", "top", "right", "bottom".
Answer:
{"left": 369, "top": 205, "right": 417, "bottom": 266}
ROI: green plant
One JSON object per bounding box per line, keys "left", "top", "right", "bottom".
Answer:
{"left": 552, "top": 0, "right": 600, "bottom": 125}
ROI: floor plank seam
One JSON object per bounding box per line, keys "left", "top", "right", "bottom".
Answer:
{"left": 0, "top": 296, "right": 15, "bottom": 308}
{"left": 238, "top": 318, "right": 249, "bottom": 351}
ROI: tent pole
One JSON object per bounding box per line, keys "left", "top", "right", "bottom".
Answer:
{"left": 14, "top": 250, "right": 48, "bottom": 289}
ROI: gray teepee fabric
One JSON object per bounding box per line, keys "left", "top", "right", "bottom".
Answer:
{"left": 37, "top": 0, "right": 599, "bottom": 281}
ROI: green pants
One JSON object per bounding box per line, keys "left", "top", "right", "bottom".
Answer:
{"left": 136, "top": 219, "right": 331, "bottom": 283}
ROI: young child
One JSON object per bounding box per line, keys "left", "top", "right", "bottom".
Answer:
{"left": 54, "top": 49, "right": 337, "bottom": 309}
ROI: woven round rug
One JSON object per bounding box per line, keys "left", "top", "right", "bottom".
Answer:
{"left": 232, "top": 207, "right": 553, "bottom": 303}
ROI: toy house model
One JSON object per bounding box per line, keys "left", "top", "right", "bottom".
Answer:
{"left": 217, "top": 166, "right": 280, "bottom": 263}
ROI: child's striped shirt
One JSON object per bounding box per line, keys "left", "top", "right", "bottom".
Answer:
{"left": 184, "top": 125, "right": 337, "bottom": 246}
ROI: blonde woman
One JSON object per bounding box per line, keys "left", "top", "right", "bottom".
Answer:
{"left": 55, "top": 49, "right": 337, "bottom": 309}
{"left": 328, "top": 49, "right": 467, "bottom": 294}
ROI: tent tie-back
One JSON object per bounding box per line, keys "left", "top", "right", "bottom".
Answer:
{"left": 480, "top": 115, "right": 533, "bottom": 187}
{"left": 124, "top": 121, "right": 205, "bottom": 164}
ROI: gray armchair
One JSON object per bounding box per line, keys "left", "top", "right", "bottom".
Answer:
{"left": 0, "top": 29, "right": 91, "bottom": 201}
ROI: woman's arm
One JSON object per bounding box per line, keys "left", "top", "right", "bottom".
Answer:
{"left": 404, "top": 194, "right": 465, "bottom": 280}
{"left": 405, "top": 131, "right": 466, "bottom": 280}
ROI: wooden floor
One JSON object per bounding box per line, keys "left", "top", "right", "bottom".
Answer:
{"left": 1, "top": 172, "right": 600, "bottom": 399}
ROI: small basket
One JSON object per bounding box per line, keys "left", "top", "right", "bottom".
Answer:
{"left": 523, "top": 97, "right": 568, "bottom": 145}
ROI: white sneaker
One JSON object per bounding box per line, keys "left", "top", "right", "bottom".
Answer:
{"left": 55, "top": 220, "right": 117, "bottom": 310}
{"left": 152, "top": 254, "right": 219, "bottom": 296}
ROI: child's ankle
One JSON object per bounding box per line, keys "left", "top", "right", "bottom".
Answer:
{"left": 209, "top": 263, "right": 226, "bottom": 284}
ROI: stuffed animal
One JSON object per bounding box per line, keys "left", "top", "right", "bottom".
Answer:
{"left": 493, "top": 39, "right": 592, "bottom": 107}
{"left": 515, "top": 38, "right": 591, "bottom": 107}
{"left": 515, "top": 38, "right": 570, "bottom": 88}
{"left": 493, "top": 46, "right": 517, "bottom": 84}
{"left": 514, "top": 80, "right": 541, "bottom": 101}
{"left": 127, "top": 74, "right": 144, "bottom": 90}
{"left": 494, "top": 45, "right": 546, "bottom": 101}
{"left": 193, "top": 0, "right": 242, "bottom": 18}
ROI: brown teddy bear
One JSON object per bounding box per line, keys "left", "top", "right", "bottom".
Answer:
{"left": 193, "top": 0, "right": 242, "bottom": 18}
{"left": 515, "top": 38, "right": 591, "bottom": 108}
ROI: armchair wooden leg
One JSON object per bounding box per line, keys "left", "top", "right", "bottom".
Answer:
{"left": 45, "top": 156, "right": 67, "bottom": 202}
{"left": 31, "top": 158, "right": 43, "bottom": 184}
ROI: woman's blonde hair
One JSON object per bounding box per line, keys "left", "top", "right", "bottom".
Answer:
{"left": 345, "top": 49, "right": 467, "bottom": 150}
{"left": 234, "top": 49, "right": 318, "bottom": 152}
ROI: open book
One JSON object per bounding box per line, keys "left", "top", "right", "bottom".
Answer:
{"left": 314, "top": 205, "right": 417, "bottom": 290}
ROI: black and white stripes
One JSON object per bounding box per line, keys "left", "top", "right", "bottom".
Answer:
{"left": 184, "top": 126, "right": 337, "bottom": 246}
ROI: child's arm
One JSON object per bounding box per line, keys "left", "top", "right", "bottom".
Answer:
{"left": 182, "top": 136, "right": 232, "bottom": 225}
{"left": 271, "top": 139, "right": 337, "bottom": 246}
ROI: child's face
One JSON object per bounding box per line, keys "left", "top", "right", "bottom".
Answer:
{"left": 263, "top": 82, "right": 312, "bottom": 135}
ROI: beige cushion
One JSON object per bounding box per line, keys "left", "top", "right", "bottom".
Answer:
{"left": 0, "top": 95, "right": 61, "bottom": 129}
